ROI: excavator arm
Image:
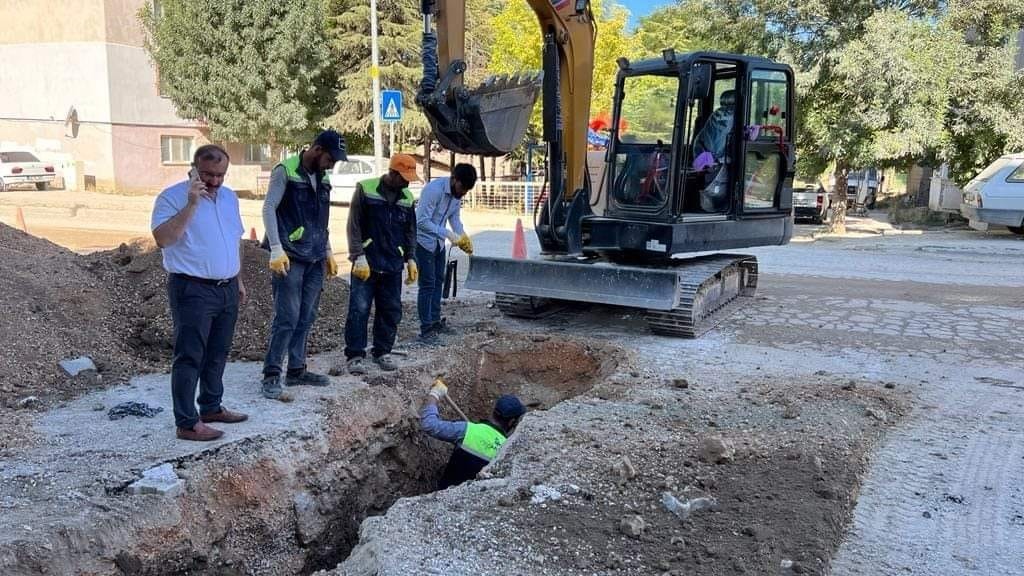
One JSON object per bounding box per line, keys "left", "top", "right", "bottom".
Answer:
{"left": 417, "top": 0, "right": 595, "bottom": 207}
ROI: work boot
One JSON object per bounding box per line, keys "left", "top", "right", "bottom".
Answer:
{"left": 200, "top": 407, "right": 248, "bottom": 424}
{"left": 418, "top": 330, "right": 443, "bottom": 347}
{"left": 286, "top": 370, "right": 331, "bottom": 387}
{"left": 261, "top": 375, "right": 283, "bottom": 400}
{"left": 434, "top": 318, "right": 457, "bottom": 336}
{"left": 372, "top": 354, "right": 398, "bottom": 372}
{"left": 347, "top": 357, "right": 367, "bottom": 376}
{"left": 176, "top": 421, "right": 224, "bottom": 442}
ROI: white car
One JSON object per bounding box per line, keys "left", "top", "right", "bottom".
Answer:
{"left": 328, "top": 155, "right": 422, "bottom": 205}
{"left": 0, "top": 149, "right": 56, "bottom": 191}
{"left": 960, "top": 153, "right": 1024, "bottom": 235}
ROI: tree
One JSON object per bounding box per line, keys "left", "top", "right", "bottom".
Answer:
{"left": 633, "top": 0, "right": 780, "bottom": 58}
{"left": 141, "top": 0, "right": 338, "bottom": 144}
{"left": 488, "top": 0, "right": 632, "bottom": 123}
{"left": 328, "top": 0, "right": 499, "bottom": 148}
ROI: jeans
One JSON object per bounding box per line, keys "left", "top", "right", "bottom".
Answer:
{"left": 344, "top": 270, "right": 403, "bottom": 359}
{"left": 415, "top": 243, "right": 447, "bottom": 335}
{"left": 168, "top": 274, "right": 239, "bottom": 429}
{"left": 263, "top": 258, "right": 325, "bottom": 378}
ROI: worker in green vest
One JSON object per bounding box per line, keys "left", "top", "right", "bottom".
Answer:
{"left": 420, "top": 381, "right": 526, "bottom": 489}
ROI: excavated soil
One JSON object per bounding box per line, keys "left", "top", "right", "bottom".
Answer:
{"left": 0, "top": 224, "right": 349, "bottom": 453}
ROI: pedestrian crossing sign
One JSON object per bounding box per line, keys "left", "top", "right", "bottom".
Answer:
{"left": 381, "top": 90, "right": 403, "bottom": 122}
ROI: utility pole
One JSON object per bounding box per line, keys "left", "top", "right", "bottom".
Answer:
{"left": 370, "top": 0, "right": 384, "bottom": 174}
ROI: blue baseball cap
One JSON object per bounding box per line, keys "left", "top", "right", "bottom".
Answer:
{"left": 494, "top": 395, "right": 526, "bottom": 419}
{"left": 314, "top": 129, "right": 347, "bottom": 162}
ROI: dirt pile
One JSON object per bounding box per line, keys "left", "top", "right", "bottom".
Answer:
{"left": 0, "top": 224, "right": 138, "bottom": 407}
{"left": 0, "top": 223, "right": 350, "bottom": 416}
{"left": 85, "top": 239, "right": 351, "bottom": 366}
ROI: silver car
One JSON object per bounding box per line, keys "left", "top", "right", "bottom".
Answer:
{"left": 961, "top": 153, "right": 1024, "bottom": 235}
{"left": 0, "top": 149, "right": 56, "bottom": 191}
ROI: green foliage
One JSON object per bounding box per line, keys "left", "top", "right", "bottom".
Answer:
{"left": 633, "top": 0, "right": 780, "bottom": 58}
{"left": 140, "top": 0, "right": 337, "bottom": 144}
{"left": 327, "top": 0, "right": 427, "bottom": 136}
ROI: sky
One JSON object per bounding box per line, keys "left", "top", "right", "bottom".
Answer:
{"left": 618, "top": 0, "right": 674, "bottom": 28}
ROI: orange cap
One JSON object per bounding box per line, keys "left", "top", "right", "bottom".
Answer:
{"left": 388, "top": 154, "right": 420, "bottom": 183}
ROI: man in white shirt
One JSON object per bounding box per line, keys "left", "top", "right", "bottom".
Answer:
{"left": 151, "top": 144, "right": 248, "bottom": 442}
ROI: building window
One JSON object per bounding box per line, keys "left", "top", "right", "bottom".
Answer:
{"left": 161, "top": 136, "right": 192, "bottom": 164}
{"left": 245, "top": 143, "right": 272, "bottom": 164}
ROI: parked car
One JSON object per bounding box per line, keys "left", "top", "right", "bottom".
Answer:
{"left": 328, "top": 155, "right": 424, "bottom": 205}
{"left": 792, "top": 177, "right": 831, "bottom": 224}
{"left": 960, "top": 153, "right": 1024, "bottom": 235}
{"left": 0, "top": 149, "right": 56, "bottom": 191}
{"left": 846, "top": 168, "right": 879, "bottom": 209}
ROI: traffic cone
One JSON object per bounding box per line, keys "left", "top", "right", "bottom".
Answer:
{"left": 15, "top": 207, "right": 27, "bottom": 233}
{"left": 512, "top": 218, "right": 527, "bottom": 260}
{"left": 249, "top": 227, "right": 257, "bottom": 241}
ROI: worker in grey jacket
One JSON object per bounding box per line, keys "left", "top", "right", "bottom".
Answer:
{"left": 259, "top": 130, "right": 346, "bottom": 400}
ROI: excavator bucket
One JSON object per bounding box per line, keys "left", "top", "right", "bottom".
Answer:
{"left": 424, "top": 74, "right": 542, "bottom": 156}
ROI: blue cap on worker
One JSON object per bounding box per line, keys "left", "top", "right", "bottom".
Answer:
{"left": 494, "top": 394, "right": 526, "bottom": 419}
{"left": 314, "top": 129, "right": 347, "bottom": 163}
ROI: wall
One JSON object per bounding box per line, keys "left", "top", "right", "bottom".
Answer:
{"left": 105, "top": 43, "right": 196, "bottom": 127}
{"left": 0, "top": 43, "right": 113, "bottom": 125}
{"left": 104, "top": 0, "right": 148, "bottom": 47}
{"left": 0, "top": 0, "right": 107, "bottom": 44}
{"left": 110, "top": 124, "right": 207, "bottom": 194}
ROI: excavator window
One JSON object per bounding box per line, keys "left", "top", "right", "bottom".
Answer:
{"left": 610, "top": 74, "right": 679, "bottom": 210}
{"left": 742, "top": 69, "right": 791, "bottom": 210}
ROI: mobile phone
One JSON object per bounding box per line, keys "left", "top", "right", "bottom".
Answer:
{"left": 188, "top": 166, "right": 199, "bottom": 181}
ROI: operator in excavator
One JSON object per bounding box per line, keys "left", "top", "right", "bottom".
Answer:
{"left": 420, "top": 380, "right": 526, "bottom": 489}
{"left": 693, "top": 89, "right": 736, "bottom": 165}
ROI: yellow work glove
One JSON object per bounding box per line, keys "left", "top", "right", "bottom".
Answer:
{"left": 405, "top": 260, "right": 419, "bottom": 285}
{"left": 269, "top": 246, "right": 290, "bottom": 276}
{"left": 429, "top": 379, "right": 448, "bottom": 400}
{"left": 455, "top": 233, "right": 474, "bottom": 255}
{"left": 326, "top": 254, "right": 338, "bottom": 277}
{"left": 352, "top": 255, "right": 371, "bottom": 282}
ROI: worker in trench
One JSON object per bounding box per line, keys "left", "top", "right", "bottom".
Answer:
{"left": 420, "top": 381, "right": 526, "bottom": 489}
{"left": 259, "top": 130, "right": 347, "bottom": 400}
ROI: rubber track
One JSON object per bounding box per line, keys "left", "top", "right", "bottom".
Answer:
{"left": 644, "top": 254, "right": 758, "bottom": 338}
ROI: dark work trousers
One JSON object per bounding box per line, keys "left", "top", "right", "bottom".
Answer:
{"left": 167, "top": 274, "right": 239, "bottom": 429}
{"left": 344, "top": 270, "right": 403, "bottom": 359}
{"left": 262, "top": 258, "right": 325, "bottom": 377}
{"left": 415, "top": 243, "right": 447, "bottom": 336}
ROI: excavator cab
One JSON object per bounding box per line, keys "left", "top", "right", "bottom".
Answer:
{"left": 583, "top": 52, "right": 795, "bottom": 261}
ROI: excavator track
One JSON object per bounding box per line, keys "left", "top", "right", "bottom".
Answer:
{"left": 644, "top": 255, "right": 758, "bottom": 338}
{"left": 494, "top": 293, "right": 564, "bottom": 318}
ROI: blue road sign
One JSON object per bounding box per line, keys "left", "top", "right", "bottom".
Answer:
{"left": 381, "top": 90, "right": 403, "bottom": 122}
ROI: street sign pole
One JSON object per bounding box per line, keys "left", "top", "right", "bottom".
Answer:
{"left": 370, "top": 0, "right": 384, "bottom": 174}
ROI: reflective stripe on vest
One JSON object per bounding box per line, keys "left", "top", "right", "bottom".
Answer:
{"left": 459, "top": 422, "right": 507, "bottom": 462}
{"left": 360, "top": 177, "right": 415, "bottom": 208}
{"left": 279, "top": 154, "right": 330, "bottom": 184}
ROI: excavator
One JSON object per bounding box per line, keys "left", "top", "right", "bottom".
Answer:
{"left": 416, "top": 0, "right": 795, "bottom": 337}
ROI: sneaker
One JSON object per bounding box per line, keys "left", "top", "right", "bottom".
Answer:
{"left": 261, "top": 375, "right": 283, "bottom": 400}
{"left": 418, "top": 330, "right": 443, "bottom": 346}
{"left": 347, "top": 357, "right": 367, "bottom": 376}
{"left": 286, "top": 370, "right": 330, "bottom": 387}
{"left": 372, "top": 354, "right": 398, "bottom": 372}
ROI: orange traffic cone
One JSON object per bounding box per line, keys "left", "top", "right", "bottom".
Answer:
{"left": 15, "top": 207, "right": 27, "bottom": 233}
{"left": 249, "top": 227, "right": 257, "bottom": 241}
{"left": 512, "top": 218, "right": 527, "bottom": 260}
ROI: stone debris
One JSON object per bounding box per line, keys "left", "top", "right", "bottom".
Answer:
{"left": 529, "top": 484, "right": 562, "bottom": 505}
{"left": 59, "top": 356, "right": 97, "bottom": 377}
{"left": 662, "top": 492, "right": 718, "bottom": 521}
{"left": 612, "top": 456, "right": 637, "bottom": 484}
{"left": 618, "top": 514, "right": 645, "bottom": 538}
{"left": 107, "top": 401, "right": 164, "bottom": 420}
{"left": 699, "top": 436, "right": 736, "bottom": 464}
{"left": 126, "top": 463, "right": 183, "bottom": 497}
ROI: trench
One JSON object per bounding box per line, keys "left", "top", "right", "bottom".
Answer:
{"left": 119, "top": 338, "right": 616, "bottom": 576}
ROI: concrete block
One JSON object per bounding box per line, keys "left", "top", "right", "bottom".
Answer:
{"left": 127, "top": 463, "right": 183, "bottom": 497}
{"left": 59, "top": 356, "right": 96, "bottom": 377}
